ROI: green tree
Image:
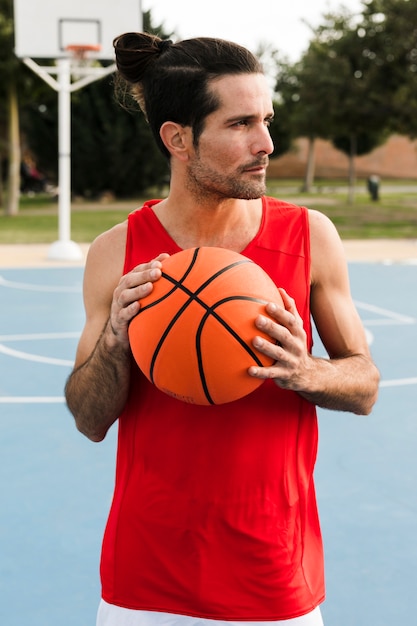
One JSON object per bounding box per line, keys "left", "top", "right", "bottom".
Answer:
{"left": 274, "top": 43, "right": 349, "bottom": 192}
{"left": 254, "top": 44, "right": 292, "bottom": 160}
{"left": 1, "top": 0, "right": 59, "bottom": 214}
{"left": 279, "top": 8, "right": 390, "bottom": 202}
{"left": 268, "top": 100, "right": 292, "bottom": 160}
{"left": 22, "top": 9, "right": 172, "bottom": 199}
{"left": 318, "top": 14, "right": 389, "bottom": 202}
{"left": 0, "top": 0, "right": 21, "bottom": 214}
{"left": 359, "top": 0, "right": 417, "bottom": 138}
{"left": 71, "top": 76, "right": 169, "bottom": 198}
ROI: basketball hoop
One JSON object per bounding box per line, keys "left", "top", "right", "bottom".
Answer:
{"left": 65, "top": 44, "right": 102, "bottom": 79}
{"left": 65, "top": 43, "right": 101, "bottom": 61}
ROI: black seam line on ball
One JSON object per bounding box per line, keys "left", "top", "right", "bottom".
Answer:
{"left": 196, "top": 296, "right": 269, "bottom": 404}
{"left": 140, "top": 247, "right": 201, "bottom": 314}
{"left": 142, "top": 257, "right": 253, "bottom": 313}
{"left": 149, "top": 260, "right": 251, "bottom": 383}
{"left": 148, "top": 252, "right": 252, "bottom": 384}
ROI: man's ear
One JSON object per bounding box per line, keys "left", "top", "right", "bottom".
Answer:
{"left": 159, "top": 122, "right": 193, "bottom": 161}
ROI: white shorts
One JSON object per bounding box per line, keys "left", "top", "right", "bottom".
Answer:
{"left": 96, "top": 601, "right": 324, "bottom": 626}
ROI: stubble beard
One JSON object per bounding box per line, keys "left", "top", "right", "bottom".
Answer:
{"left": 186, "top": 159, "right": 267, "bottom": 202}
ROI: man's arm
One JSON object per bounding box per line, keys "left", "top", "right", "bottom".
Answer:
{"left": 65, "top": 224, "right": 168, "bottom": 441}
{"left": 249, "top": 209, "right": 379, "bottom": 415}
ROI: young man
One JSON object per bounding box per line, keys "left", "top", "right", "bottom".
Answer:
{"left": 65, "top": 33, "right": 379, "bottom": 626}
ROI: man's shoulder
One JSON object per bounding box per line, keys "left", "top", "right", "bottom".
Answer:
{"left": 264, "top": 196, "right": 305, "bottom": 211}
{"left": 86, "top": 220, "right": 128, "bottom": 276}
{"left": 92, "top": 220, "right": 128, "bottom": 250}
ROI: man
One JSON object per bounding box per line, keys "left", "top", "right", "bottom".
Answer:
{"left": 65, "top": 33, "right": 379, "bottom": 626}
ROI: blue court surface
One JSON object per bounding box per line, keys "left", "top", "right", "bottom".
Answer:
{"left": 0, "top": 259, "right": 416, "bottom": 625}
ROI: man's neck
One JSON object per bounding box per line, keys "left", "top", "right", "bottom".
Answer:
{"left": 152, "top": 195, "right": 264, "bottom": 253}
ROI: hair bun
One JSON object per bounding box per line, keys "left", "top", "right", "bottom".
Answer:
{"left": 157, "top": 39, "right": 173, "bottom": 54}
{"left": 114, "top": 32, "right": 166, "bottom": 83}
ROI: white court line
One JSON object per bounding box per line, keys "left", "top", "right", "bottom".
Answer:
{"left": 0, "top": 274, "right": 81, "bottom": 292}
{"left": 0, "top": 332, "right": 80, "bottom": 342}
{"left": 2, "top": 376, "right": 416, "bottom": 404}
{"left": 355, "top": 300, "right": 416, "bottom": 325}
{"left": 362, "top": 319, "right": 416, "bottom": 326}
{"left": 364, "top": 328, "right": 374, "bottom": 345}
{"left": 357, "top": 301, "right": 416, "bottom": 387}
{"left": 0, "top": 332, "right": 80, "bottom": 366}
{"left": 0, "top": 343, "right": 74, "bottom": 367}
{"left": 0, "top": 397, "right": 65, "bottom": 403}
{"left": 380, "top": 377, "right": 417, "bottom": 388}
{"left": 0, "top": 298, "right": 415, "bottom": 402}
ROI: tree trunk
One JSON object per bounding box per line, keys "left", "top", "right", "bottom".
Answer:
{"left": 0, "top": 157, "right": 4, "bottom": 208}
{"left": 302, "top": 136, "right": 316, "bottom": 192}
{"left": 6, "top": 80, "right": 20, "bottom": 216}
{"left": 347, "top": 133, "right": 357, "bottom": 205}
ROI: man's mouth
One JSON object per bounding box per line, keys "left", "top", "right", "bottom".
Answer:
{"left": 242, "top": 159, "right": 269, "bottom": 173}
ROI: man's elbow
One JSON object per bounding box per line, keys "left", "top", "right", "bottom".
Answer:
{"left": 357, "top": 365, "right": 380, "bottom": 415}
{"left": 75, "top": 419, "right": 109, "bottom": 443}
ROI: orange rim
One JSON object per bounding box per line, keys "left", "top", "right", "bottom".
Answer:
{"left": 65, "top": 44, "right": 101, "bottom": 58}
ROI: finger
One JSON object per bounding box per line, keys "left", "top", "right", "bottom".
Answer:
{"left": 248, "top": 363, "right": 284, "bottom": 380}
{"left": 124, "top": 264, "right": 163, "bottom": 291}
{"left": 155, "top": 252, "right": 170, "bottom": 262}
{"left": 278, "top": 288, "right": 293, "bottom": 310}
{"left": 253, "top": 334, "right": 283, "bottom": 361}
{"left": 268, "top": 293, "right": 305, "bottom": 337}
{"left": 277, "top": 289, "right": 303, "bottom": 324}
{"left": 115, "top": 281, "right": 154, "bottom": 315}
{"left": 255, "top": 312, "right": 288, "bottom": 344}
{"left": 131, "top": 253, "right": 170, "bottom": 274}
{"left": 113, "top": 255, "right": 170, "bottom": 328}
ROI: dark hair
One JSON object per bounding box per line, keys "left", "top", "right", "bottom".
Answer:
{"left": 113, "top": 32, "right": 264, "bottom": 158}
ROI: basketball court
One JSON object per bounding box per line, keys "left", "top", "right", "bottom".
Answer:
{"left": 5, "top": 0, "right": 417, "bottom": 622}
{"left": 0, "top": 250, "right": 416, "bottom": 625}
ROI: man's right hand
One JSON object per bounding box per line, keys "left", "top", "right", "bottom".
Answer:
{"left": 107, "top": 253, "right": 170, "bottom": 349}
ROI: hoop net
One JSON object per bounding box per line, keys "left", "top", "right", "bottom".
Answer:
{"left": 66, "top": 44, "right": 101, "bottom": 65}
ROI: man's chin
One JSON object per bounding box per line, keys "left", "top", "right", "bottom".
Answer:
{"left": 237, "top": 184, "right": 266, "bottom": 200}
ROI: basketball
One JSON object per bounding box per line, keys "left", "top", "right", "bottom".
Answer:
{"left": 128, "top": 247, "right": 283, "bottom": 405}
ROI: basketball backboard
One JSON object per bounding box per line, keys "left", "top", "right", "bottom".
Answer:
{"left": 13, "top": 0, "right": 142, "bottom": 60}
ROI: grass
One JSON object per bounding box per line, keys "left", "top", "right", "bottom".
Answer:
{"left": 0, "top": 179, "right": 417, "bottom": 244}
{"left": 0, "top": 197, "right": 138, "bottom": 244}
{"left": 268, "top": 179, "right": 417, "bottom": 239}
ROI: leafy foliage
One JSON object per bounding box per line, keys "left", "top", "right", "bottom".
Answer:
{"left": 3, "top": 1, "right": 417, "bottom": 202}
{"left": 359, "top": 0, "right": 417, "bottom": 136}
{"left": 0, "top": 0, "right": 18, "bottom": 82}
{"left": 0, "top": 0, "right": 52, "bottom": 148}
{"left": 71, "top": 76, "right": 168, "bottom": 198}
{"left": 21, "top": 8, "right": 171, "bottom": 198}
{"left": 268, "top": 100, "right": 292, "bottom": 158}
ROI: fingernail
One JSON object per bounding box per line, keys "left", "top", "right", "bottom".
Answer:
{"left": 257, "top": 315, "right": 265, "bottom": 326}
{"left": 253, "top": 337, "right": 263, "bottom": 348}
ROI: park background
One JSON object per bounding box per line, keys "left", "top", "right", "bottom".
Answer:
{"left": 1, "top": 2, "right": 417, "bottom": 625}
{"left": 0, "top": 0, "right": 417, "bottom": 239}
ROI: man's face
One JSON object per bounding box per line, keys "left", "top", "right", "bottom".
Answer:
{"left": 186, "top": 73, "right": 275, "bottom": 201}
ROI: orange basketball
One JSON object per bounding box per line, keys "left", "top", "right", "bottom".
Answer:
{"left": 128, "top": 247, "right": 283, "bottom": 405}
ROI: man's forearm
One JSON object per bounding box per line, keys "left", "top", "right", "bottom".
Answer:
{"left": 65, "top": 325, "right": 132, "bottom": 441}
{"left": 298, "top": 354, "right": 380, "bottom": 415}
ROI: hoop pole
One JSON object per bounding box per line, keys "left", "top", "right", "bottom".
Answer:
{"left": 20, "top": 56, "right": 116, "bottom": 261}
{"left": 59, "top": 58, "right": 71, "bottom": 242}
{"left": 47, "top": 58, "right": 82, "bottom": 260}
{"left": 69, "top": 63, "right": 116, "bottom": 93}
{"left": 23, "top": 57, "right": 59, "bottom": 91}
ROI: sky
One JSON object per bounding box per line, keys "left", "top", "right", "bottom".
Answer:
{"left": 142, "top": 0, "right": 364, "bottom": 62}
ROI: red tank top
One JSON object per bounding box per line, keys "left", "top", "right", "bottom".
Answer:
{"left": 100, "top": 197, "right": 325, "bottom": 620}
